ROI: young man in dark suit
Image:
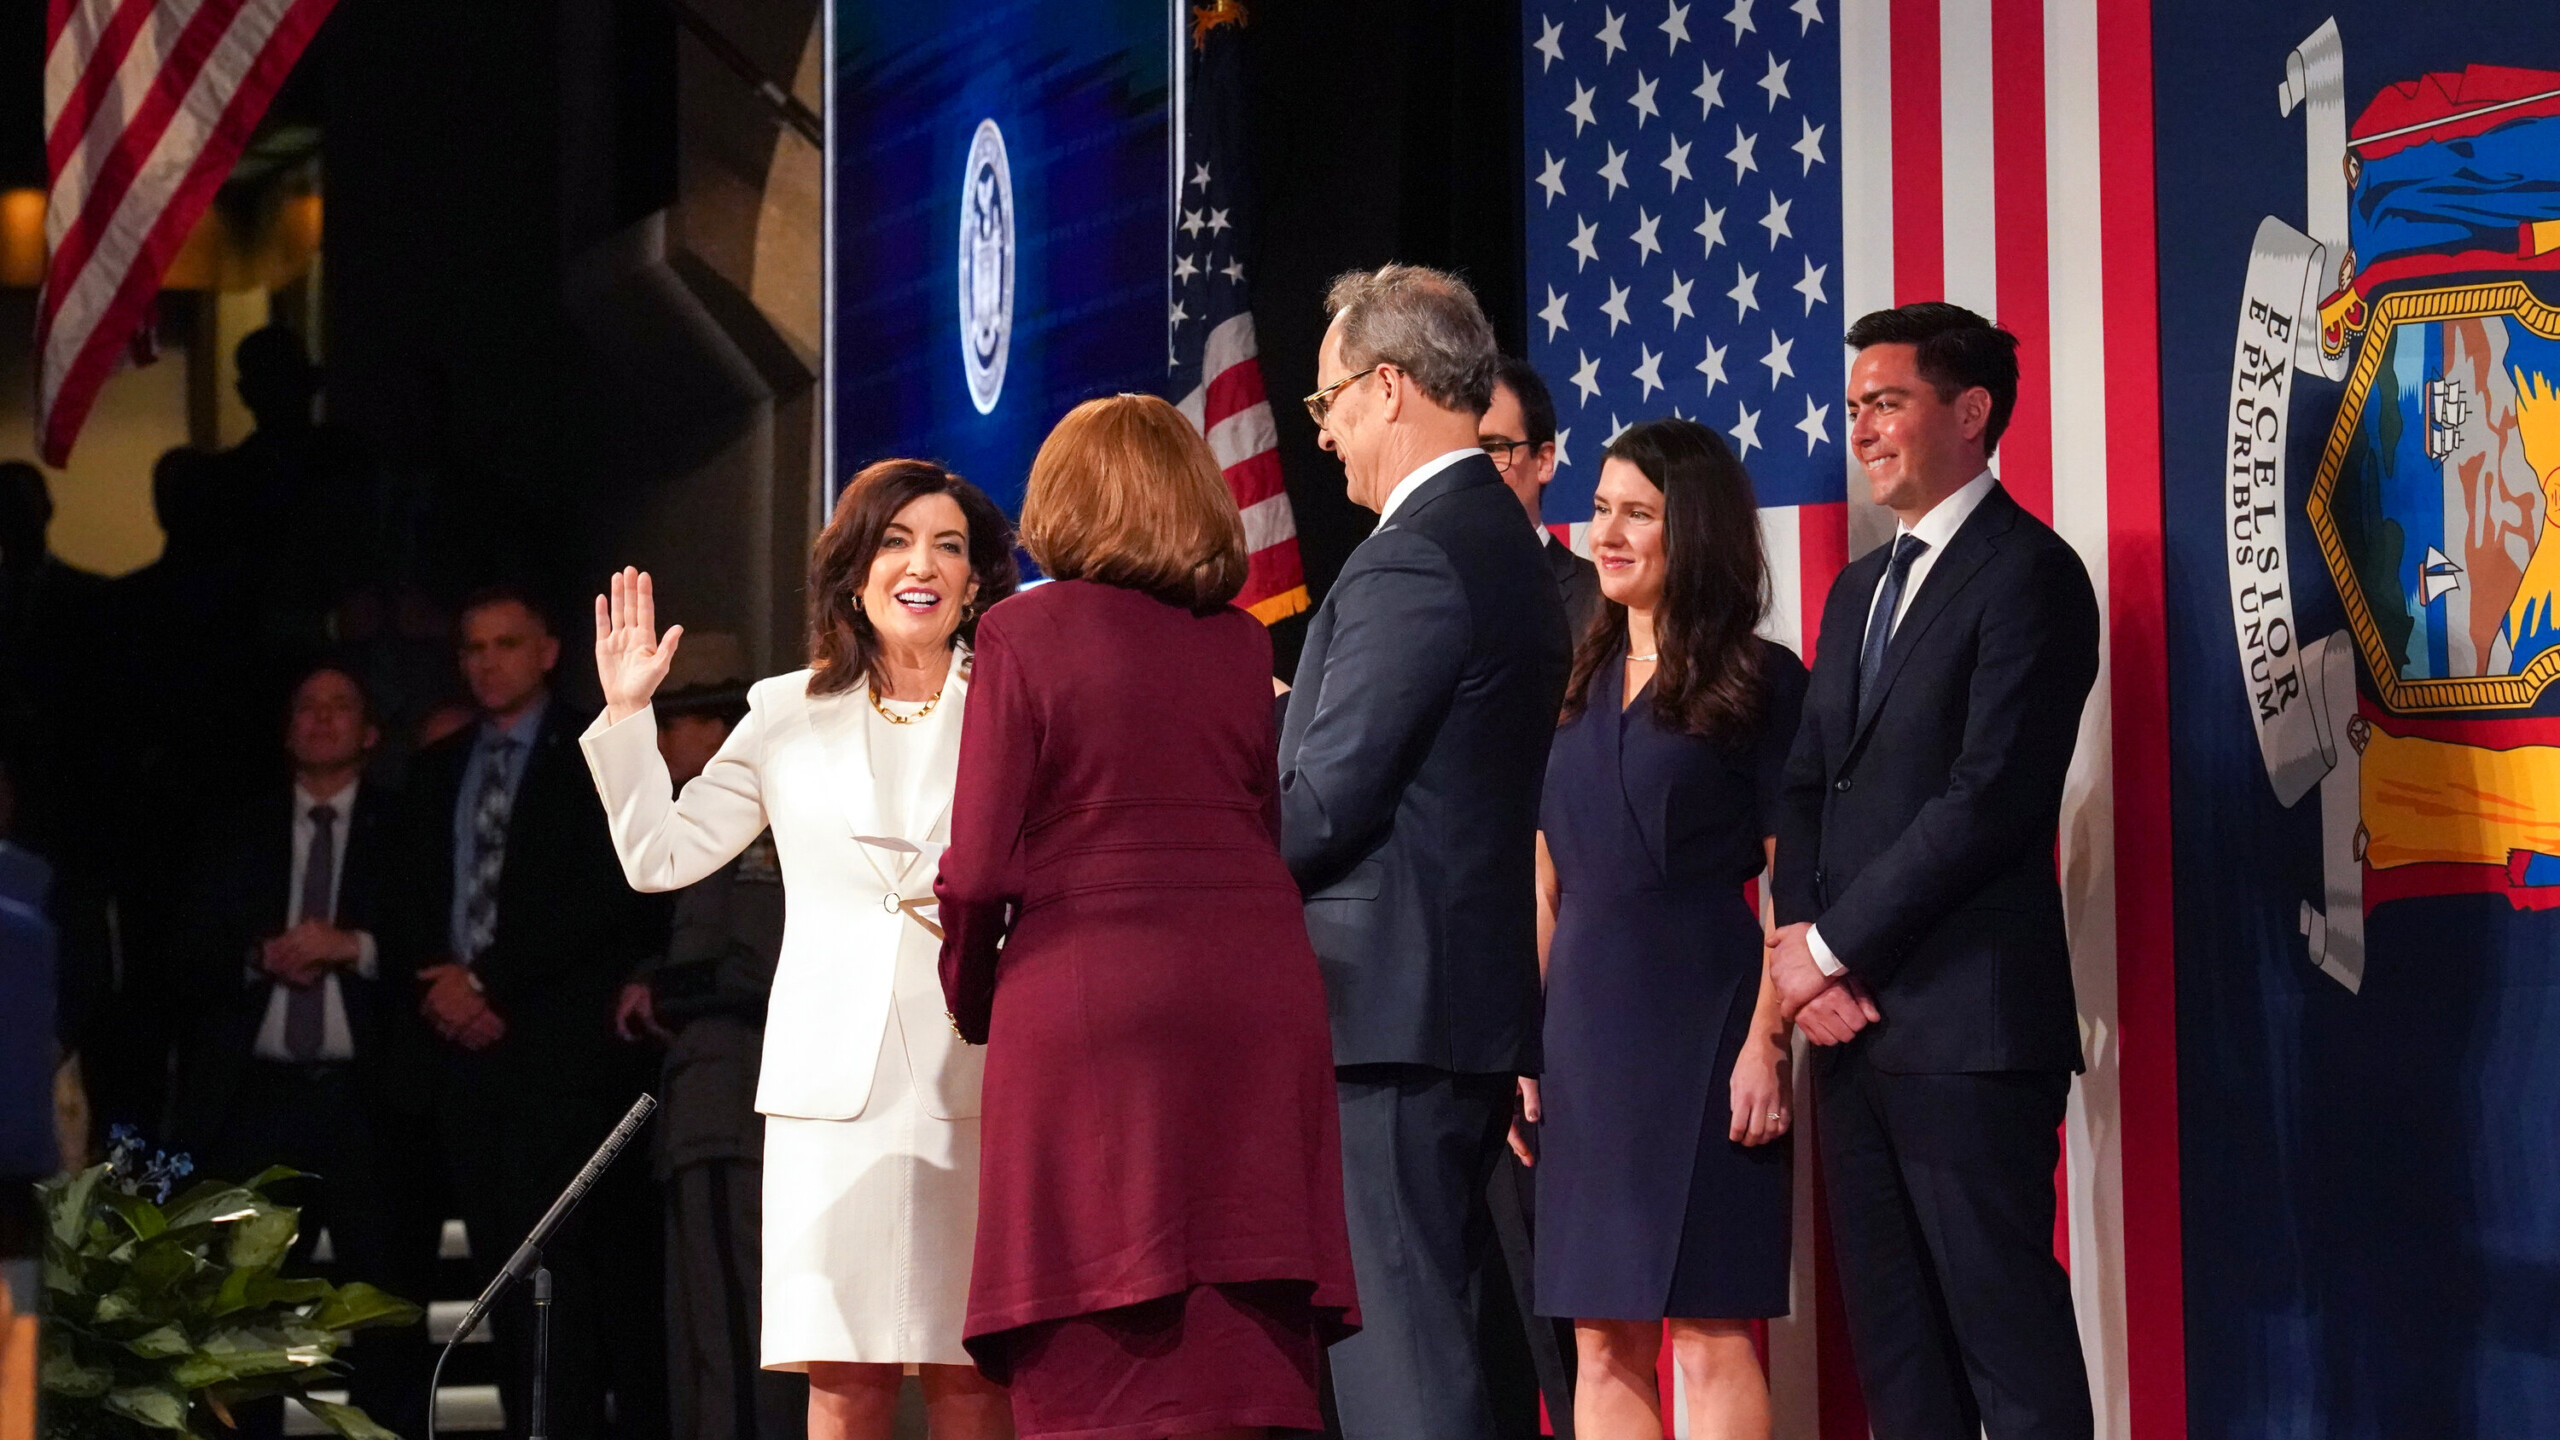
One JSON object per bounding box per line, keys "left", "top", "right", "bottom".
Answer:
{"left": 1279, "top": 264, "right": 1572, "bottom": 1440}
{"left": 383, "top": 588, "right": 666, "bottom": 1440}
{"left": 1769, "top": 302, "right": 2100, "bottom": 1440}
{"left": 1483, "top": 356, "right": 1601, "bottom": 643}
{"left": 166, "top": 664, "right": 410, "bottom": 1438}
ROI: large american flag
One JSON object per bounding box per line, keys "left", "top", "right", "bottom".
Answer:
{"left": 38, "top": 0, "right": 337, "bottom": 467}
{"left": 1524, "top": 3, "right": 2180, "bottom": 1438}
{"left": 1169, "top": 0, "right": 1309, "bottom": 625}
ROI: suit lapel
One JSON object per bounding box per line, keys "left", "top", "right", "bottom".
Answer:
{"left": 909, "top": 658, "right": 971, "bottom": 844}
{"left": 1849, "top": 487, "right": 2019, "bottom": 747}
{"left": 806, "top": 683, "right": 883, "bottom": 843}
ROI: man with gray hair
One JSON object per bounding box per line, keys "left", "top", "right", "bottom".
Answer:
{"left": 1279, "top": 264, "right": 1572, "bottom": 1439}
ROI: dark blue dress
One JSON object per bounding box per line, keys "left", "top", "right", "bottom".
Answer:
{"left": 1533, "top": 637, "right": 1807, "bottom": 1321}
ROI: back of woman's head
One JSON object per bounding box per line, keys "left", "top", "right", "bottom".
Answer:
{"left": 1562, "top": 416, "right": 1770, "bottom": 740}
{"left": 1019, "top": 394, "right": 1248, "bottom": 613}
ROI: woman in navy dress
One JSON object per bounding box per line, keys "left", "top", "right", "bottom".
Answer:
{"left": 1516, "top": 417, "right": 1807, "bottom": 1440}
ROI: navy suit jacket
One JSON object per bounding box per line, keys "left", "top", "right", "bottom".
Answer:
{"left": 1280, "top": 454, "right": 1571, "bottom": 1074}
{"left": 166, "top": 782, "right": 401, "bottom": 1149}
{"left": 1773, "top": 483, "right": 2099, "bottom": 1075}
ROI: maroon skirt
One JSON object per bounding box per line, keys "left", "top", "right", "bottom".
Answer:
{"left": 989, "top": 1282, "right": 1324, "bottom": 1440}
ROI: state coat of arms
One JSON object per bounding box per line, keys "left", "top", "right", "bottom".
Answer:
{"left": 2226, "top": 25, "right": 2560, "bottom": 991}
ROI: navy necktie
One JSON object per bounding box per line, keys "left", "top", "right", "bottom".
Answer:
{"left": 1856, "top": 533, "right": 1930, "bottom": 715}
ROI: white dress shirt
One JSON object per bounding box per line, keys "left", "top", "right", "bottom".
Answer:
{"left": 1808, "top": 469, "right": 1997, "bottom": 977}
{"left": 252, "top": 780, "right": 380, "bottom": 1062}
{"left": 1376, "top": 447, "right": 1487, "bottom": 528}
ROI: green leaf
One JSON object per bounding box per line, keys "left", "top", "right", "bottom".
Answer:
{"left": 101, "top": 1190, "right": 169, "bottom": 1244}
{"left": 104, "top": 1382, "right": 192, "bottom": 1431}
{"left": 125, "top": 1326, "right": 192, "bottom": 1360}
{"left": 310, "top": 1285, "right": 421, "bottom": 1334}
{"left": 298, "top": 1397, "right": 401, "bottom": 1440}
{"left": 246, "top": 1276, "right": 330, "bottom": 1310}
{"left": 222, "top": 1205, "right": 299, "bottom": 1272}
{"left": 239, "top": 1165, "right": 306, "bottom": 1194}
{"left": 170, "top": 1355, "right": 235, "bottom": 1390}
{"left": 162, "top": 1185, "right": 264, "bottom": 1231}
{"left": 128, "top": 1237, "right": 205, "bottom": 1296}
{"left": 91, "top": 1292, "right": 141, "bottom": 1325}
{"left": 40, "top": 1343, "right": 116, "bottom": 1398}
{"left": 45, "top": 1168, "right": 104, "bottom": 1248}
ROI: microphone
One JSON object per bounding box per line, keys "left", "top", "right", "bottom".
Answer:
{"left": 448, "top": 1094, "right": 656, "bottom": 1346}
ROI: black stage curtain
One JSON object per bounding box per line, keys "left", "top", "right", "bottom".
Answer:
{"left": 1243, "top": 0, "right": 1526, "bottom": 674}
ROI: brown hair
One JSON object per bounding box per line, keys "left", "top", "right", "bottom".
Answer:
{"left": 1018, "top": 394, "right": 1248, "bottom": 612}
{"left": 1559, "top": 417, "right": 1771, "bottom": 742}
{"left": 807, "top": 459, "right": 1019, "bottom": 696}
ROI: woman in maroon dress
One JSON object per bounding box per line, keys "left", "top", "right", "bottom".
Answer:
{"left": 935, "top": 394, "right": 1358, "bottom": 1440}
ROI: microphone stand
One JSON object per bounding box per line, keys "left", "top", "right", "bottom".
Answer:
{"left": 426, "top": 1095, "right": 657, "bottom": 1440}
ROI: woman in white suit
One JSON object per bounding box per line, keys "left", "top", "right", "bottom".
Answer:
{"left": 582, "top": 460, "right": 1020, "bottom": 1440}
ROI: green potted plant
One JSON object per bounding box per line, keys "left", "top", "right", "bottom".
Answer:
{"left": 37, "top": 1128, "right": 420, "bottom": 1440}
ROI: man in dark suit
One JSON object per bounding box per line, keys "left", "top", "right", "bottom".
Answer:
{"left": 1769, "top": 302, "right": 2099, "bottom": 1440}
{"left": 1478, "top": 354, "right": 1586, "bottom": 1436}
{"left": 1279, "top": 264, "right": 1572, "bottom": 1440}
{"left": 1484, "top": 356, "right": 1601, "bottom": 641}
{"left": 383, "top": 587, "right": 665, "bottom": 1440}
{"left": 166, "top": 664, "right": 410, "bottom": 1438}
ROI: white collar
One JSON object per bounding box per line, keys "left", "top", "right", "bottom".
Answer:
{"left": 1899, "top": 469, "right": 1997, "bottom": 552}
{"left": 1376, "top": 448, "right": 1485, "bottom": 528}
{"left": 293, "top": 778, "right": 359, "bottom": 815}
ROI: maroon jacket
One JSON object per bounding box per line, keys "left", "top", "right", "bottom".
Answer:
{"left": 936, "top": 580, "right": 1359, "bottom": 1359}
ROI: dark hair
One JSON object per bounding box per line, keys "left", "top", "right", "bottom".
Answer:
{"left": 151, "top": 447, "right": 222, "bottom": 545}
{"left": 1493, "top": 356, "right": 1557, "bottom": 448}
{"left": 807, "top": 460, "right": 1019, "bottom": 696}
{"left": 457, "top": 583, "right": 557, "bottom": 636}
{"left": 1842, "top": 301, "right": 2022, "bottom": 456}
{"left": 1560, "top": 417, "right": 1770, "bottom": 742}
{"left": 285, "top": 662, "right": 374, "bottom": 726}
{"left": 657, "top": 687, "right": 751, "bottom": 728}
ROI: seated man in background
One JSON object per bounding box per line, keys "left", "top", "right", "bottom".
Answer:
{"left": 609, "top": 634, "right": 807, "bottom": 1440}
{"left": 167, "top": 664, "right": 410, "bottom": 1439}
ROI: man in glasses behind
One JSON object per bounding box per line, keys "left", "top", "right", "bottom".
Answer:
{"left": 1484, "top": 357, "right": 1601, "bottom": 643}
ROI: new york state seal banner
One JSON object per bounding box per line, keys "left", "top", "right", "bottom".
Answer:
{"left": 2159, "top": 0, "right": 2560, "bottom": 1434}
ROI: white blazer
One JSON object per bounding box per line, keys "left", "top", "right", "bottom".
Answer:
{"left": 579, "top": 664, "right": 982, "bottom": 1123}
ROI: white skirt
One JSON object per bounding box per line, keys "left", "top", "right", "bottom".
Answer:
{"left": 760, "top": 1000, "right": 980, "bottom": 1368}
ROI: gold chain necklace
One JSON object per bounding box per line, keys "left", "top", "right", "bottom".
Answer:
{"left": 870, "top": 686, "right": 943, "bottom": 725}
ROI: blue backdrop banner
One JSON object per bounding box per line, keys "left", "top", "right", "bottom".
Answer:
{"left": 827, "top": 0, "right": 1168, "bottom": 513}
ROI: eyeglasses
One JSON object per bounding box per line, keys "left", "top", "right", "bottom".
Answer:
{"left": 1302, "top": 366, "right": 1379, "bottom": 429}
{"left": 1479, "top": 437, "right": 1538, "bottom": 473}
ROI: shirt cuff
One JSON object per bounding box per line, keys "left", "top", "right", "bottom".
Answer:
{"left": 352, "top": 931, "right": 379, "bottom": 980}
{"left": 1807, "top": 924, "right": 1847, "bottom": 977}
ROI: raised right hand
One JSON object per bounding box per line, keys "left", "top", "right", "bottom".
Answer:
{"left": 595, "top": 567, "right": 684, "bottom": 724}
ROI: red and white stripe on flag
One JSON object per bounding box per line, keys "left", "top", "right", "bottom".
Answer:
{"left": 1178, "top": 312, "right": 1311, "bottom": 625}
{"left": 1547, "top": 4, "right": 2175, "bottom": 1438}
{"left": 38, "top": 0, "right": 338, "bottom": 466}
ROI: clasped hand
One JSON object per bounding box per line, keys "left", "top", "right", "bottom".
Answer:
{"left": 419, "top": 963, "right": 506, "bottom": 1051}
{"left": 1767, "top": 921, "right": 1882, "bottom": 1047}
{"left": 258, "top": 920, "right": 360, "bottom": 989}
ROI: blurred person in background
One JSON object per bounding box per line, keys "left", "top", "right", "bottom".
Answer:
{"left": 610, "top": 631, "right": 810, "bottom": 1440}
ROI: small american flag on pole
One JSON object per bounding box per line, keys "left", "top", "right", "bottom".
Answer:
{"left": 38, "top": 0, "right": 338, "bottom": 467}
{"left": 1169, "top": 0, "right": 1309, "bottom": 625}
